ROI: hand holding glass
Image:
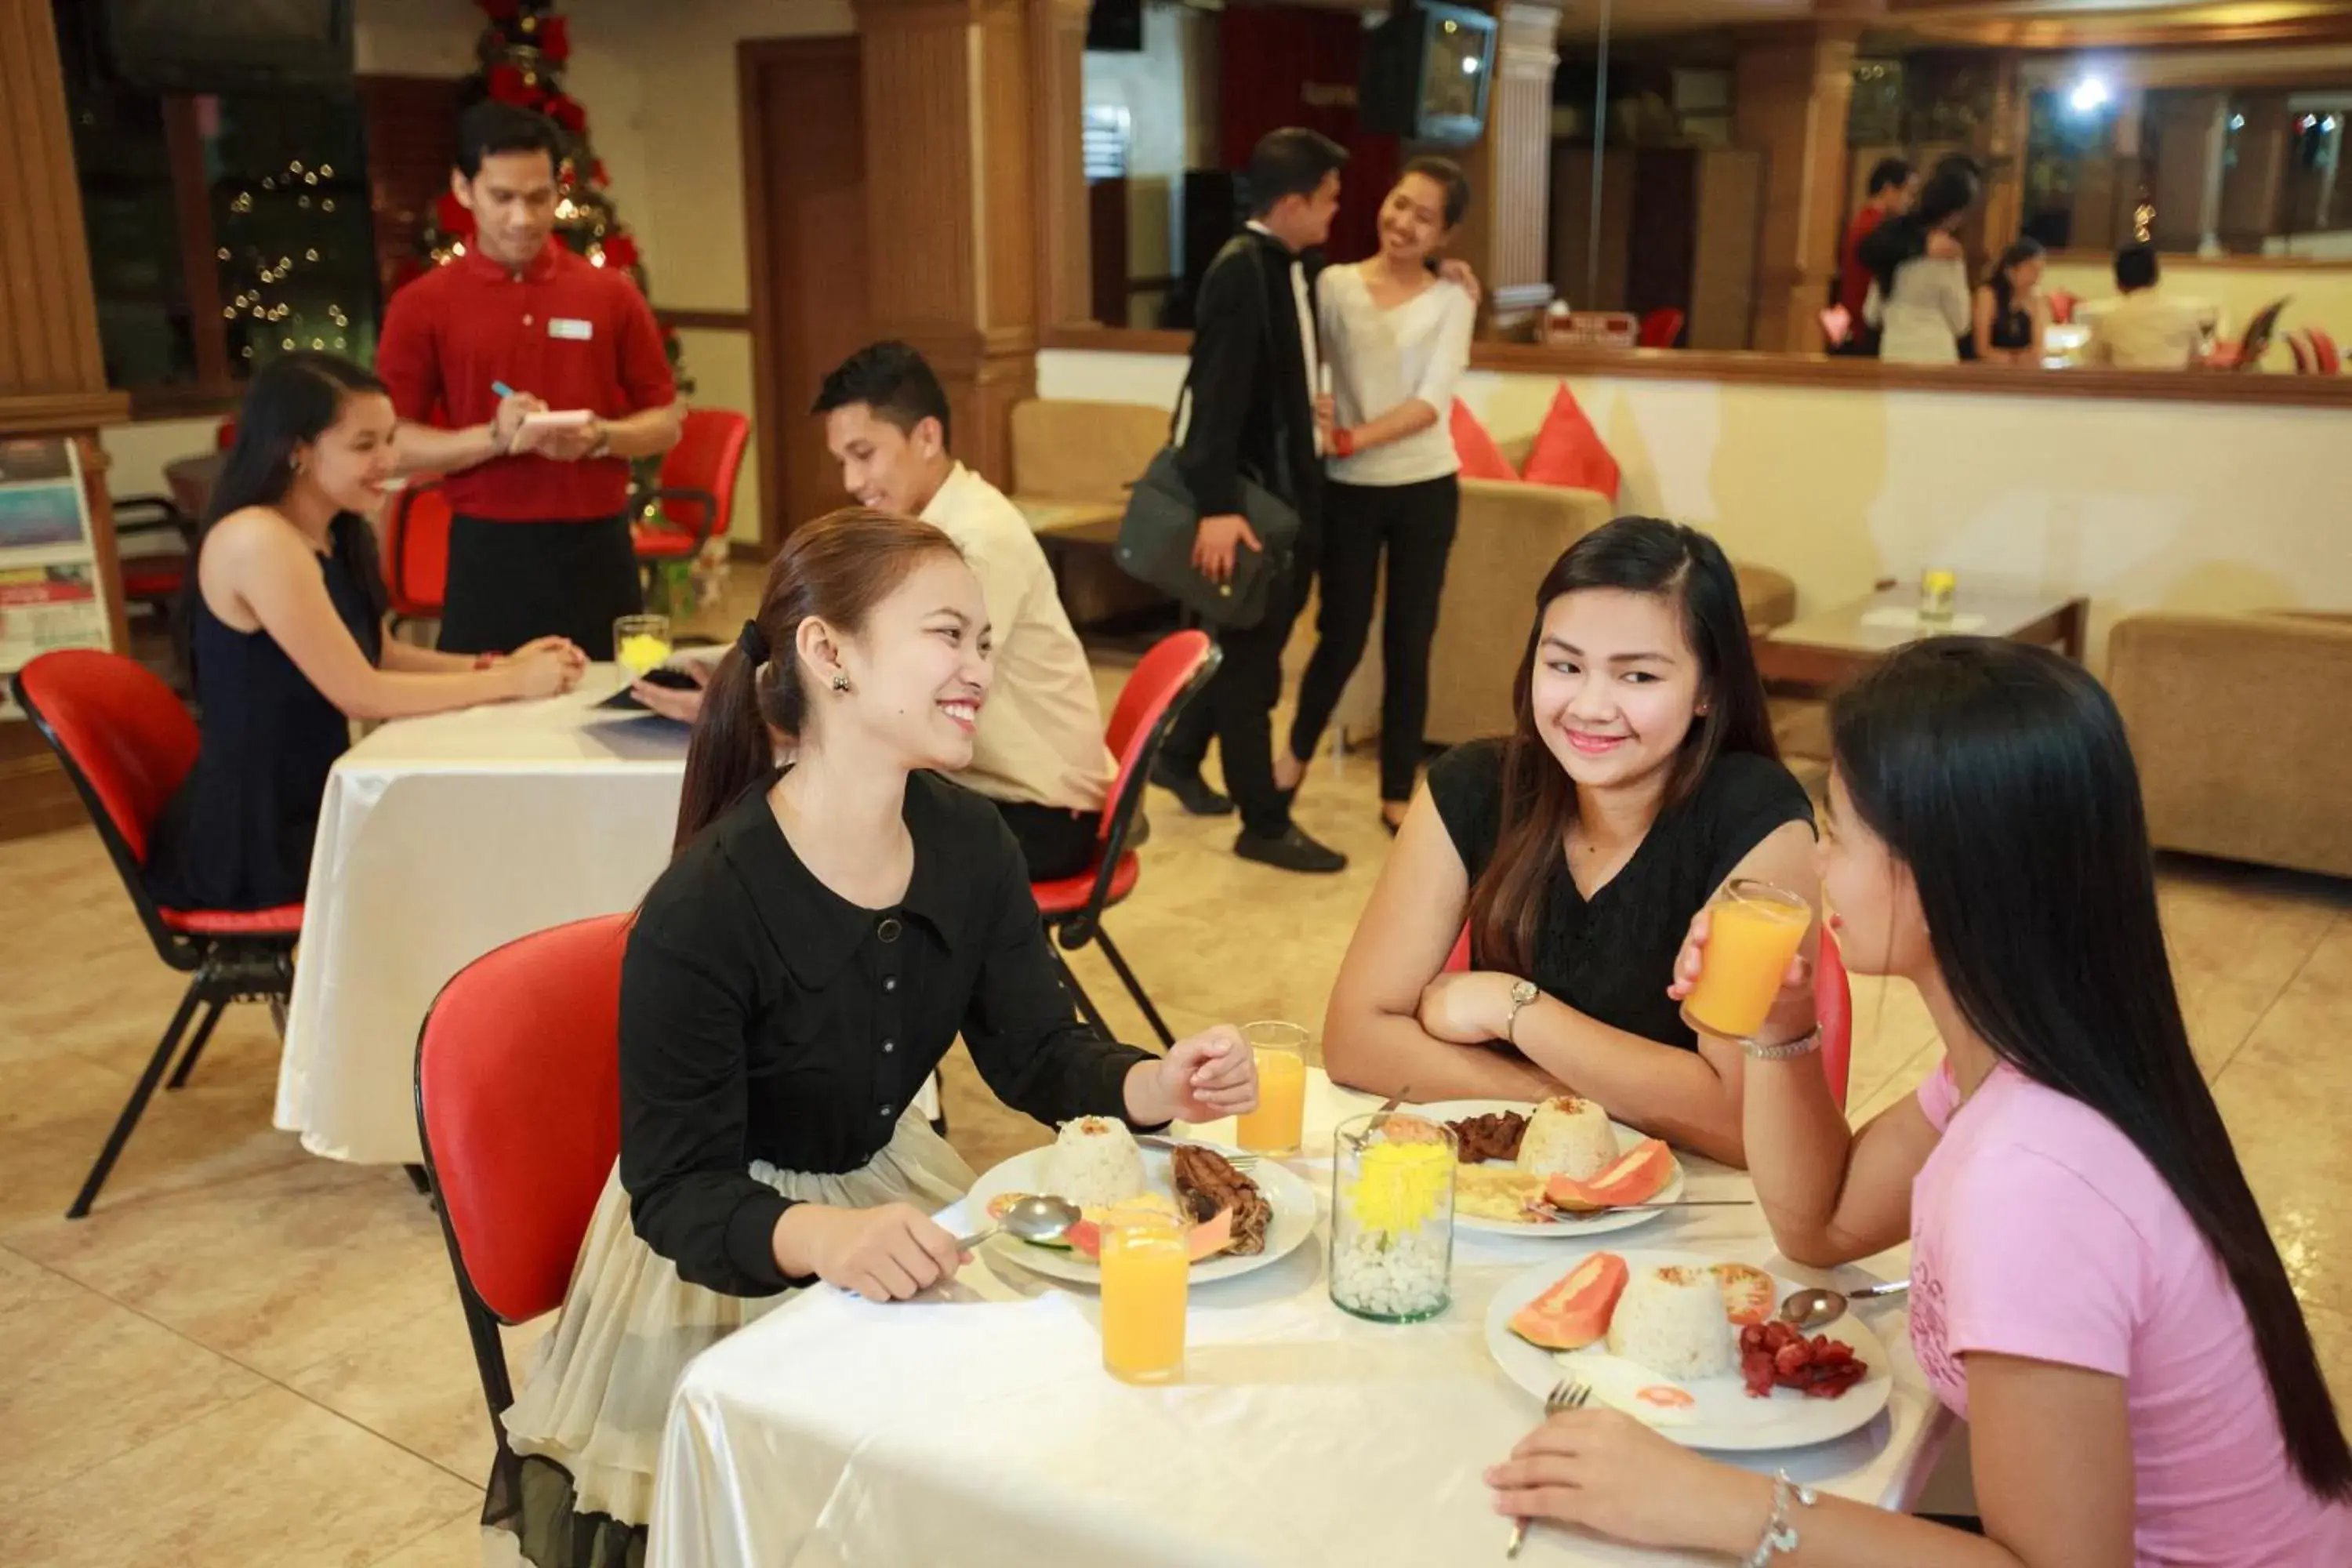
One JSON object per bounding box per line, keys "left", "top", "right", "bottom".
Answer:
{"left": 1679, "top": 880, "right": 1812, "bottom": 1040}
{"left": 1232, "top": 1021, "right": 1308, "bottom": 1155}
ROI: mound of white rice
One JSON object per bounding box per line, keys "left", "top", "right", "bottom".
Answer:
{"left": 1040, "top": 1116, "right": 1145, "bottom": 1211}
{"left": 1606, "top": 1265, "right": 1735, "bottom": 1380}
{"left": 1515, "top": 1095, "right": 1617, "bottom": 1182}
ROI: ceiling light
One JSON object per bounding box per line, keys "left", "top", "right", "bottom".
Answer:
{"left": 2069, "top": 78, "right": 2110, "bottom": 114}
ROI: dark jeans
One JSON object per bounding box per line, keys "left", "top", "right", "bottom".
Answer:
{"left": 1161, "top": 554, "right": 1315, "bottom": 838}
{"left": 1290, "top": 474, "right": 1459, "bottom": 802}
{"left": 439, "top": 514, "right": 640, "bottom": 659}
{"left": 994, "top": 798, "right": 1098, "bottom": 883}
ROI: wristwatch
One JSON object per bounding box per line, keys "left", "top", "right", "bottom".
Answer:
{"left": 1503, "top": 979, "right": 1541, "bottom": 1044}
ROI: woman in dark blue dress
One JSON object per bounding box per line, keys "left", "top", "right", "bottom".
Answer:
{"left": 145, "top": 354, "right": 587, "bottom": 912}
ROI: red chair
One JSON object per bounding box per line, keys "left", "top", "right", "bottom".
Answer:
{"left": 1638, "top": 307, "right": 1686, "bottom": 349}
{"left": 1439, "top": 920, "right": 1852, "bottom": 1107}
{"left": 2308, "top": 325, "right": 2342, "bottom": 374}
{"left": 632, "top": 408, "right": 750, "bottom": 564}
{"left": 385, "top": 480, "right": 453, "bottom": 630}
{"left": 416, "top": 913, "right": 630, "bottom": 1479}
{"left": 2047, "top": 289, "right": 2078, "bottom": 326}
{"left": 12, "top": 650, "right": 303, "bottom": 1217}
{"left": 1033, "top": 630, "right": 1221, "bottom": 1045}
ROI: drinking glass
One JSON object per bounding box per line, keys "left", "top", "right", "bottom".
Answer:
{"left": 1098, "top": 1210, "right": 1189, "bottom": 1384}
{"left": 1232, "top": 1021, "right": 1308, "bottom": 1156}
{"left": 613, "top": 612, "right": 672, "bottom": 677}
{"left": 1681, "top": 879, "right": 1813, "bottom": 1041}
{"left": 1329, "top": 1112, "right": 1456, "bottom": 1323}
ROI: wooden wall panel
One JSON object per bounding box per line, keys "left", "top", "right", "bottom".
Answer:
{"left": 1028, "top": 0, "right": 1092, "bottom": 333}
{"left": 1734, "top": 24, "right": 1859, "bottom": 353}
{"left": 0, "top": 0, "right": 106, "bottom": 397}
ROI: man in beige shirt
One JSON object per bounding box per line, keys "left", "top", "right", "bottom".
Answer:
{"left": 814, "top": 342, "right": 1115, "bottom": 880}
{"left": 2085, "top": 245, "right": 2206, "bottom": 371}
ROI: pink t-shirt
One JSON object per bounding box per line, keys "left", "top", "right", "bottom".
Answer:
{"left": 1911, "top": 1061, "right": 2352, "bottom": 1566}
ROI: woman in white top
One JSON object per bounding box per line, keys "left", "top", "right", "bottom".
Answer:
{"left": 1867, "top": 168, "right": 1976, "bottom": 365}
{"left": 1277, "top": 158, "right": 1478, "bottom": 833}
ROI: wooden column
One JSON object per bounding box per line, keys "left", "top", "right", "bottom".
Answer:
{"left": 1977, "top": 51, "right": 2030, "bottom": 251}
{"left": 1028, "top": 0, "right": 1094, "bottom": 336}
{"left": 2151, "top": 92, "right": 2230, "bottom": 252}
{"left": 1733, "top": 24, "right": 1860, "bottom": 353}
{"left": 852, "top": 0, "right": 1044, "bottom": 488}
{"left": 0, "top": 0, "right": 132, "bottom": 840}
{"left": 1450, "top": 2, "right": 1559, "bottom": 334}
{"left": 2220, "top": 93, "right": 2292, "bottom": 254}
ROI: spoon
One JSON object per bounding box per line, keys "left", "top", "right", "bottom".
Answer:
{"left": 1777, "top": 1279, "right": 1910, "bottom": 1331}
{"left": 953, "top": 1194, "right": 1081, "bottom": 1254}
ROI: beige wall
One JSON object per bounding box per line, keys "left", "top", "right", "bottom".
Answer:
{"left": 2042, "top": 257, "right": 2352, "bottom": 350}
{"left": 1036, "top": 347, "right": 2352, "bottom": 663}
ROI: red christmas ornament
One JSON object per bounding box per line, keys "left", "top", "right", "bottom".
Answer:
{"left": 603, "top": 231, "right": 641, "bottom": 270}
{"left": 488, "top": 64, "right": 532, "bottom": 105}
{"left": 539, "top": 16, "right": 572, "bottom": 60}
{"left": 435, "top": 191, "right": 477, "bottom": 237}
{"left": 547, "top": 94, "right": 588, "bottom": 134}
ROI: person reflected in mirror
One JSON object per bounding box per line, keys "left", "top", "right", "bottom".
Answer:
{"left": 1974, "top": 238, "right": 2050, "bottom": 367}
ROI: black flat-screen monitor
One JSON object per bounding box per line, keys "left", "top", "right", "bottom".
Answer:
{"left": 103, "top": 0, "right": 354, "bottom": 94}
{"left": 1361, "top": 2, "right": 1497, "bottom": 147}
{"left": 1087, "top": 0, "right": 1145, "bottom": 53}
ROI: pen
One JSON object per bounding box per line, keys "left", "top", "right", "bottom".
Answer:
{"left": 492, "top": 380, "right": 516, "bottom": 398}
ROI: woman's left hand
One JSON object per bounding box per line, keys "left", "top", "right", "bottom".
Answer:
{"left": 1149, "top": 1025, "right": 1258, "bottom": 1123}
{"left": 1436, "top": 257, "right": 1483, "bottom": 307}
{"left": 1486, "top": 1406, "right": 1766, "bottom": 1556}
{"left": 1417, "top": 970, "right": 1516, "bottom": 1045}
{"left": 510, "top": 634, "right": 589, "bottom": 676}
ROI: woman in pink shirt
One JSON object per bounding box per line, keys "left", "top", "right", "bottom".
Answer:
{"left": 1489, "top": 637, "right": 2351, "bottom": 1566}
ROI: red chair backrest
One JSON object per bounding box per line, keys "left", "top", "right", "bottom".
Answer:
{"left": 416, "top": 913, "right": 630, "bottom": 1324}
{"left": 11, "top": 650, "right": 198, "bottom": 865}
{"left": 1816, "top": 925, "right": 1852, "bottom": 1109}
{"left": 657, "top": 408, "right": 751, "bottom": 541}
{"left": 2288, "top": 329, "right": 2318, "bottom": 374}
{"left": 215, "top": 418, "right": 238, "bottom": 451}
{"left": 2048, "top": 289, "right": 2078, "bottom": 325}
{"left": 386, "top": 481, "right": 452, "bottom": 618}
{"left": 1101, "top": 630, "right": 1214, "bottom": 841}
{"left": 1638, "top": 308, "right": 1685, "bottom": 349}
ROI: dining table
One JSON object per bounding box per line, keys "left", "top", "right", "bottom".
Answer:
{"left": 648, "top": 1071, "right": 1955, "bottom": 1566}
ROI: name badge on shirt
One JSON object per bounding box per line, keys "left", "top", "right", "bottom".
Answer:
{"left": 548, "top": 318, "right": 595, "bottom": 341}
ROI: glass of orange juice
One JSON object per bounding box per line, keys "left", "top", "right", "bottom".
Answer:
{"left": 1098, "top": 1209, "right": 1189, "bottom": 1384}
{"left": 1232, "top": 1021, "right": 1308, "bottom": 1156}
{"left": 1681, "top": 879, "right": 1813, "bottom": 1040}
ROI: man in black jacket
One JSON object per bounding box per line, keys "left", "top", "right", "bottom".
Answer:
{"left": 1151, "top": 127, "right": 1351, "bottom": 874}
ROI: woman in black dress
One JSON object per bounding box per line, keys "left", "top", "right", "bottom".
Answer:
{"left": 491, "top": 509, "right": 1258, "bottom": 1567}
{"left": 144, "top": 353, "right": 584, "bottom": 912}
{"left": 1321, "top": 518, "right": 1815, "bottom": 1166}
{"left": 1973, "top": 238, "right": 2049, "bottom": 366}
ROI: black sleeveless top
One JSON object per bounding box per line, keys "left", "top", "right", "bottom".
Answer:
{"left": 1990, "top": 300, "right": 2035, "bottom": 351}
{"left": 146, "top": 514, "right": 386, "bottom": 912}
{"left": 1428, "top": 741, "right": 1813, "bottom": 1051}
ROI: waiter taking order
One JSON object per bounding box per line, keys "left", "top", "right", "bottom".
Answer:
{"left": 379, "top": 100, "right": 682, "bottom": 661}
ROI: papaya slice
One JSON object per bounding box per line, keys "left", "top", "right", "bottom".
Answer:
{"left": 1508, "top": 1251, "right": 1630, "bottom": 1350}
{"left": 1542, "top": 1138, "right": 1675, "bottom": 1213}
{"left": 1067, "top": 1205, "right": 1236, "bottom": 1265}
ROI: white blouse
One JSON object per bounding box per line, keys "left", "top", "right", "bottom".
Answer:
{"left": 1318, "top": 264, "right": 1475, "bottom": 486}
{"left": 1869, "top": 255, "right": 1973, "bottom": 365}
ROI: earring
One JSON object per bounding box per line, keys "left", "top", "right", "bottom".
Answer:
{"left": 290, "top": 458, "right": 305, "bottom": 475}
{"left": 830, "top": 672, "right": 851, "bottom": 693}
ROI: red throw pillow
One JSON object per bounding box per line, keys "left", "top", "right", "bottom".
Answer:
{"left": 1519, "top": 382, "right": 1621, "bottom": 502}
{"left": 1450, "top": 399, "right": 1518, "bottom": 481}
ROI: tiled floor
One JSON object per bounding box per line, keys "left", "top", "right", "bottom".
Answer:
{"left": 3, "top": 640, "right": 2347, "bottom": 1563}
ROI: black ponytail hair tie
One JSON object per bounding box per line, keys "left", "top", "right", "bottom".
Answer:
{"left": 736, "top": 619, "right": 770, "bottom": 666}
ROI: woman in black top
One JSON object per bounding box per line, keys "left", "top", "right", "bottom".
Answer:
{"left": 1973, "top": 238, "right": 2049, "bottom": 366}
{"left": 492, "top": 509, "right": 1257, "bottom": 1568}
{"left": 144, "top": 353, "right": 583, "bottom": 911}
{"left": 1322, "top": 517, "right": 1814, "bottom": 1165}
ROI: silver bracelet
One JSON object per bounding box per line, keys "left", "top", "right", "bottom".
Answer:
{"left": 1742, "top": 1025, "right": 1824, "bottom": 1062}
{"left": 1741, "top": 1469, "right": 1818, "bottom": 1566}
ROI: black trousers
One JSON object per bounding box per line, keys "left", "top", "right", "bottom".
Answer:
{"left": 1289, "top": 475, "right": 1459, "bottom": 803}
{"left": 439, "top": 514, "right": 641, "bottom": 660}
{"left": 1161, "top": 553, "right": 1314, "bottom": 838}
{"left": 994, "top": 798, "right": 1098, "bottom": 883}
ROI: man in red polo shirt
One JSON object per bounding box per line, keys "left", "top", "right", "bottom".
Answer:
{"left": 380, "top": 101, "right": 681, "bottom": 660}
{"left": 1836, "top": 157, "right": 1917, "bottom": 353}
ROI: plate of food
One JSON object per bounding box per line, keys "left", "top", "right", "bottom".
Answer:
{"left": 965, "top": 1116, "right": 1316, "bottom": 1286}
{"left": 1420, "top": 1098, "right": 1686, "bottom": 1237}
{"left": 1485, "top": 1247, "right": 1894, "bottom": 1451}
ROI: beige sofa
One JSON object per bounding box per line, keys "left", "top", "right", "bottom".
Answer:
{"left": 2107, "top": 612, "right": 2352, "bottom": 879}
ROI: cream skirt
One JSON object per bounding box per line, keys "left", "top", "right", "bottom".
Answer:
{"left": 488, "top": 1110, "right": 975, "bottom": 1563}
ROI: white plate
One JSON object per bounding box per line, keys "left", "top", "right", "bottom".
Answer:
{"left": 1417, "top": 1099, "right": 1686, "bottom": 1238}
{"left": 1485, "top": 1247, "right": 1895, "bottom": 1452}
{"left": 964, "top": 1141, "right": 1316, "bottom": 1287}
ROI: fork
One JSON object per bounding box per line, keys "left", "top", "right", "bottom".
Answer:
{"left": 1504, "top": 1377, "right": 1592, "bottom": 1558}
{"left": 1136, "top": 1135, "right": 1258, "bottom": 1171}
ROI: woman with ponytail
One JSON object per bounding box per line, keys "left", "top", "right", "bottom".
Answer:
{"left": 1492, "top": 638, "right": 2350, "bottom": 1566}
{"left": 145, "top": 352, "right": 582, "bottom": 912}
{"left": 490, "top": 509, "right": 1258, "bottom": 1567}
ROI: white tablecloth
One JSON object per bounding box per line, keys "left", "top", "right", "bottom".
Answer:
{"left": 274, "top": 669, "right": 687, "bottom": 1164}
{"left": 650, "top": 1074, "right": 1955, "bottom": 1566}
